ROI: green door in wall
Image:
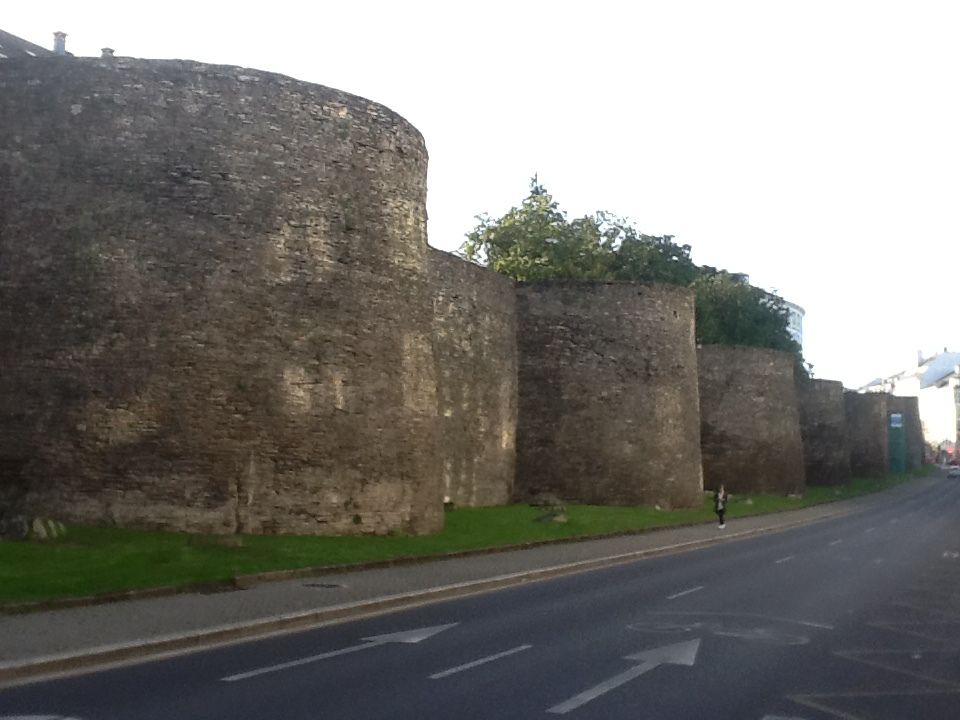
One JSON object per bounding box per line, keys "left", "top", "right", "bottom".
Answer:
{"left": 889, "top": 413, "right": 906, "bottom": 474}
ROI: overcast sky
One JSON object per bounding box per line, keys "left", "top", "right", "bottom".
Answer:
{"left": 5, "top": 1, "right": 959, "bottom": 387}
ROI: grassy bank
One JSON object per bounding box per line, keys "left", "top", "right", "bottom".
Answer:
{"left": 0, "top": 470, "right": 927, "bottom": 605}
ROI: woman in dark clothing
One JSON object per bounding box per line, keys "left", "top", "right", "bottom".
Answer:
{"left": 713, "top": 484, "right": 728, "bottom": 528}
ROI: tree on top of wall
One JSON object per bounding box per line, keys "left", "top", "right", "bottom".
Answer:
{"left": 460, "top": 178, "right": 613, "bottom": 281}
{"left": 460, "top": 177, "right": 805, "bottom": 373}
{"left": 693, "top": 270, "right": 801, "bottom": 349}
{"left": 461, "top": 178, "right": 699, "bottom": 285}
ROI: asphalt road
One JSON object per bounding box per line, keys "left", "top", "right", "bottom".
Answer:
{"left": 2, "top": 477, "right": 959, "bottom": 720}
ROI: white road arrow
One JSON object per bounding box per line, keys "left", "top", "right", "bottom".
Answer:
{"left": 547, "top": 638, "right": 701, "bottom": 714}
{"left": 221, "top": 623, "right": 458, "bottom": 682}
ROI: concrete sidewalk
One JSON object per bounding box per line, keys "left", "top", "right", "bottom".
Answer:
{"left": 0, "top": 479, "right": 934, "bottom": 685}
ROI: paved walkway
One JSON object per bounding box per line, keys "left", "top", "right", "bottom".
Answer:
{"left": 0, "top": 478, "right": 935, "bottom": 683}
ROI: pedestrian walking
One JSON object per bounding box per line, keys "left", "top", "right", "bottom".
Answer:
{"left": 713, "top": 484, "right": 728, "bottom": 528}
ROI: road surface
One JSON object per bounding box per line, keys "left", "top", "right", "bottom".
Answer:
{"left": 2, "top": 477, "right": 959, "bottom": 719}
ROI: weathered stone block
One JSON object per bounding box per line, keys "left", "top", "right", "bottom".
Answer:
{"left": 844, "top": 391, "right": 889, "bottom": 478}
{"left": 798, "top": 379, "right": 851, "bottom": 486}
{"left": 0, "top": 58, "right": 441, "bottom": 536}
{"left": 514, "top": 282, "right": 703, "bottom": 509}
{"left": 29, "top": 517, "right": 66, "bottom": 541}
{"left": 430, "top": 249, "right": 517, "bottom": 507}
{"left": 698, "top": 346, "right": 806, "bottom": 495}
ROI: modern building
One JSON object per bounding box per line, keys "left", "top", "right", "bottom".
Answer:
{"left": 731, "top": 273, "right": 805, "bottom": 348}
{"left": 784, "top": 301, "right": 804, "bottom": 347}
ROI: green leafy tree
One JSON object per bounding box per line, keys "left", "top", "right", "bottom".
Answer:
{"left": 692, "top": 271, "right": 797, "bottom": 350}
{"left": 460, "top": 178, "right": 696, "bottom": 284}
{"left": 461, "top": 179, "right": 608, "bottom": 280}
{"left": 608, "top": 224, "right": 699, "bottom": 286}
{"left": 460, "top": 178, "right": 804, "bottom": 372}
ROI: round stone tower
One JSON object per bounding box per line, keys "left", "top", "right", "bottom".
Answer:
{"left": 513, "top": 281, "right": 704, "bottom": 509}
{"left": 698, "top": 345, "right": 806, "bottom": 495}
{"left": 0, "top": 58, "right": 442, "bottom": 535}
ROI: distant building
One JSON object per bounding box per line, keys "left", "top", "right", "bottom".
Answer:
{"left": 859, "top": 349, "right": 960, "bottom": 459}
{"left": 0, "top": 28, "right": 71, "bottom": 59}
{"left": 784, "top": 301, "right": 804, "bottom": 347}
{"left": 728, "top": 272, "right": 805, "bottom": 348}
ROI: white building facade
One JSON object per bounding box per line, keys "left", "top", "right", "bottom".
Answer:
{"left": 860, "top": 350, "right": 960, "bottom": 458}
{"left": 784, "top": 301, "right": 804, "bottom": 347}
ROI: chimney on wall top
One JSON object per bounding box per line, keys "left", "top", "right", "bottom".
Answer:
{"left": 53, "top": 31, "right": 67, "bottom": 56}
{"left": 101, "top": 48, "right": 115, "bottom": 58}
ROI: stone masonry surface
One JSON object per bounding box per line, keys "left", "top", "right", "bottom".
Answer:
{"left": 429, "top": 249, "right": 517, "bottom": 507}
{"left": 0, "top": 58, "right": 442, "bottom": 535}
{"left": 513, "top": 282, "right": 704, "bottom": 509}
{"left": 698, "top": 345, "right": 806, "bottom": 495}
{"left": 798, "top": 379, "right": 851, "bottom": 486}
{"left": 844, "top": 391, "right": 889, "bottom": 478}
{"left": 0, "top": 56, "right": 876, "bottom": 539}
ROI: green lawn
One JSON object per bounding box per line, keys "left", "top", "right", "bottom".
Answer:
{"left": 0, "top": 471, "right": 925, "bottom": 606}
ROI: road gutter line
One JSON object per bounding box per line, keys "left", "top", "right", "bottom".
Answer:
{"left": 429, "top": 644, "right": 532, "bottom": 679}
{"left": 666, "top": 586, "right": 704, "bottom": 600}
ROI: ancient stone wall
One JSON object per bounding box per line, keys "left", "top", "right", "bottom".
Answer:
{"left": 429, "top": 249, "right": 516, "bottom": 507}
{"left": 0, "top": 58, "right": 442, "bottom": 535}
{"left": 889, "top": 395, "right": 924, "bottom": 471}
{"left": 514, "top": 282, "right": 703, "bottom": 508}
{"left": 698, "top": 346, "right": 806, "bottom": 495}
{"left": 798, "top": 379, "right": 851, "bottom": 486}
{"left": 844, "top": 392, "right": 889, "bottom": 478}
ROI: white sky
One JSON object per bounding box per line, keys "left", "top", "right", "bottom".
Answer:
{"left": 5, "top": 1, "right": 959, "bottom": 388}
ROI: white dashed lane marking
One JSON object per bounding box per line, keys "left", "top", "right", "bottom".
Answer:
{"left": 667, "top": 586, "right": 704, "bottom": 600}
{"left": 429, "top": 644, "right": 532, "bottom": 679}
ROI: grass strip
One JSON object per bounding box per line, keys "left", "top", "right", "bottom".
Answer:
{"left": 0, "top": 470, "right": 928, "bottom": 605}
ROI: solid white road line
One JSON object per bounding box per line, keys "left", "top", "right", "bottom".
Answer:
{"left": 429, "top": 644, "right": 532, "bottom": 679}
{"left": 775, "top": 555, "right": 795, "bottom": 564}
{"left": 666, "top": 586, "right": 704, "bottom": 600}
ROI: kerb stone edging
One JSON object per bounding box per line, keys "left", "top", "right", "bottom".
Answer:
{"left": 0, "top": 506, "right": 850, "bottom": 686}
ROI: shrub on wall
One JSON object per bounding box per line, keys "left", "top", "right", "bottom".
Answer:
{"left": 461, "top": 178, "right": 803, "bottom": 367}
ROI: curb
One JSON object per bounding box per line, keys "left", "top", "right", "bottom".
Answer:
{"left": 0, "top": 506, "right": 851, "bottom": 686}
